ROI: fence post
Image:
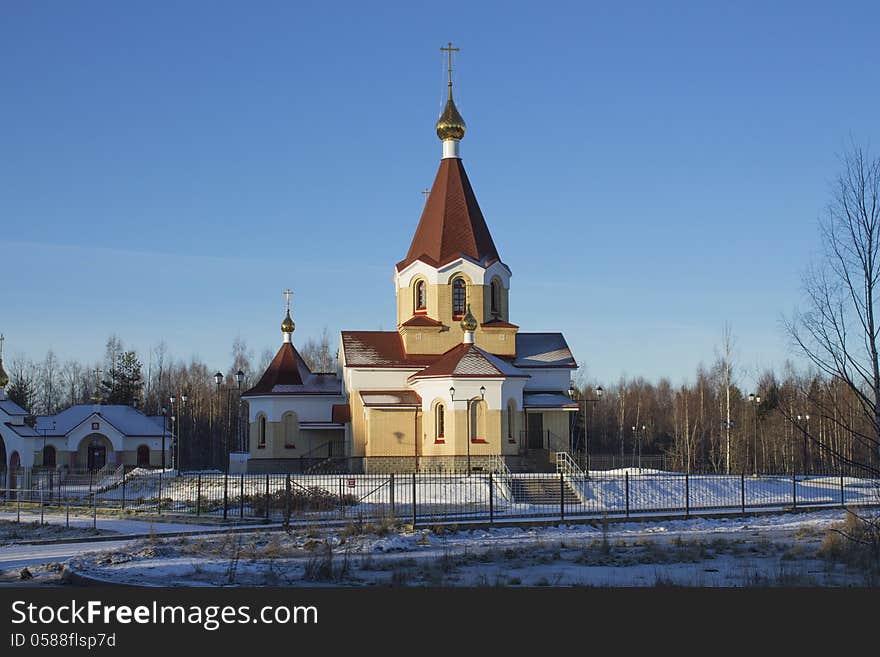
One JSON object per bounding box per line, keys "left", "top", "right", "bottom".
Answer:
{"left": 285, "top": 475, "right": 291, "bottom": 528}
{"left": 411, "top": 472, "right": 417, "bottom": 528}
{"left": 792, "top": 473, "right": 797, "bottom": 509}
{"left": 66, "top": 498, "right": 70, "bottom": 528}
{"left": 265, "top": 474, "right": 270, "bottom": 522}
{"left": 741, "top": 472, "right": 745, "bottom": 514}
{"left": 121, "top": 469, "right": 126, "bottom": 511}
{"left": 239, "top": 474, "right": 244, "bottom": 520}
{"left": 40, "top": 486, "right": 44, "bottom": 525}
{"left": 389, "top": 473, "right": 396, "bottom": 519}
{"left": 92, "top": 493, "right": 97, "bottom": 530}
{"left": 17, "top": 491, "right": 21, "bottom": 523}
{"left": 489, "top": 472, "right": 494, "bottom": 525}
{"left": 223, "top": 471, "right": 229, "bottom": 521}
{"left": 556, "top": 472, "right": 563, "bottom": 522}
{"left": 158, "top": 470, "right": 163, "bottom": 514}
{"left": 625, "top": 472, "right": 630, "bottom": 518}
{"left": 196, "top": 473, "right": 202, "bottom": 517}
{"left": 685, "top": 473, "right": 690, "bottom": 519}
{"left": 840, "top": 473, "right": 845, "bottom": 508}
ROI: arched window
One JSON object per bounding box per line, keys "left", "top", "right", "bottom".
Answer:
{"left": 491, "top": 279, "right": 501, "bottom": 316}
{"left": 283, "top": 412, "right": 297, "bottom": 448}
{"left": 469, "top": 400, "right": 486, "bottom": 442}
{"left": 137, "top": 445, "right": 150, "bottom": 467}
{"left": 43, "top": 445, "right": 56, "bottom": 469}
{"left": 414, "top": 280, "right": 427, "bottom": 311}
{"left": 452, "top": 278, "right": 466, "bottom": 317}
{"left": 258, "top": 416, "right": 267, "bottom": 449}
{"left": 435, "top": 403, "right": 445, "bottom": 441}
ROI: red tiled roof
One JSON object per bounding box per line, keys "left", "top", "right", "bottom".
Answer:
{"left": 408, "top": 343, "right": 528, "bottom": 381}
{"left": 244, "top": 342, "right": 340, "bottom": 396}
{"left": 400, "top": 315, "right": 444, "bottom": 328}
{"left": 359, "top": 390, "right": 422, "bottom": 407}
{"left": 341, "top": 331, "right": 441, "bottom": 368}
{"left": 396, "top": 158, "right": 501, "bottom": 271}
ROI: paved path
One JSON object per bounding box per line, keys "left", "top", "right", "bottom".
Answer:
{"left": 0, "top": 510, "right": 228, "bottom": 536}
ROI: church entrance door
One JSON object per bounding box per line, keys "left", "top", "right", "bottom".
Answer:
{"left": 527, "top": 414, "right": 544, "bottom": 450}
{"left": 88, "top": 440, "right": 107, "bottom": 471}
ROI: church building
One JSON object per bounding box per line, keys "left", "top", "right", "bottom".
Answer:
{"left": 241, "top": 50, "right": 579, "bottom": 474}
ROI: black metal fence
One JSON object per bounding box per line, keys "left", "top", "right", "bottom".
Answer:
{"left": 1, "top": 467, "right": 878, "bottom": 527}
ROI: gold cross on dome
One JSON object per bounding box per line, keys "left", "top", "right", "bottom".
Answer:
{"left": 283, "top": 289, "right": 293, "bottom": 312}
{"left": 0, "top": 333, "right": 4, "bottom": 359}
{"left": 440, "top": 41, "right": 460, "bottom": 86}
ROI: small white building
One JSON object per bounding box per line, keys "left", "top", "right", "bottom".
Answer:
{"left": 0, "top": 358, "right": 171, "bottom": 487}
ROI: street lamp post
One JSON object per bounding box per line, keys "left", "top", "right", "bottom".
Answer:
{"left": 630, "top": 425, "right": 645, "bottom": 470}
{"left": 568, "top": 385, "right": 603, "bottom": 470}
{"left": 169, "top": 395, "right": 176, "bottom": 471}
{"left": 748, "top": 393, "right": 761, "bottom": 475}
{"left": 450, "top": 385, "right": 485, "bottom": 474}
{"left": 796, "top": 414, "right": 810, "bottom": 476}
{"left": 214, "top": 371, "right": 223, "bottom": 469}
{"left": 235, "top": 370, "right": 245, "bottom": 452}
{"left": 179, "top": 391, "right": 188, "bottom": 472}
{"left": 161, "top": 407, "right": 168, "bottom": 469}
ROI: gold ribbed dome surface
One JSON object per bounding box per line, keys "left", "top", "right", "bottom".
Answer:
{"left": 0, "top": 359, "right": 8, "bottom": 388}
{"left": 436, "top": 89, "right": 466, "bottom": 141}
{"left": 460, "top": 305, "right": 478, "bottom": 332}
{"left": 281, "top": 310, "right": 296, "bottom": 334}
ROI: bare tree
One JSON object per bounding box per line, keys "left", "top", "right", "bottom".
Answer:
{"left": 786, "top": 145, "right": 880, "bottom": 474}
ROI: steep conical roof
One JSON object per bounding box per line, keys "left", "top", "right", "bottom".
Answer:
{"left": 397, "top": 158, "right": 501, "bottom": 271}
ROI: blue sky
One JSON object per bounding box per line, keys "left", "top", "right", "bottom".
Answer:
{"left": 1, "top": 1, "right": 878, "bottom": 388}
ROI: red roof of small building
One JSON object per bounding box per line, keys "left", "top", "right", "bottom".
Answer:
{"left": 396, "top": 158, "right": 501, "bottom": 271}
{"left": 244, "top": 342, "right": 340, "bottom": 396}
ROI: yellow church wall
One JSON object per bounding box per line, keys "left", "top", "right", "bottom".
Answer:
{"left": 364, "top": 408, "right": 421, "bottom": 458}
{"left": 247, "top": 417, "right": 343, "bottom": 460}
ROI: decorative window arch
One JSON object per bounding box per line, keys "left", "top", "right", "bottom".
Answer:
{"left": 452, "top": 277, "right": 467, "bottom": 317}
{"left": 469, "top": 399, "right": 487, "bottom": 443}
{"left": 414, "top": 280, "right": 427, "bottom": 312}
{"left": 257, "top": 415, "right": 267, "bottom": 449}
{"left": 136, "top": 445, "right": 150, "bottom": 467}
{"left": 491, "top": 278, "right": 502, "bottom": 316}
{"left": 282, "top": 412, "right": 298, "bottom": 449}
{"left": 435, "top": 402, "right": 445, "bottom": 442}
{"left": 43, "top": 445, "right": 56, "bottom": 469}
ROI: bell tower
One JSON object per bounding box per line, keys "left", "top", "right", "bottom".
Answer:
{"left": 394, "top": 42, "right": 516, "bottom": 356}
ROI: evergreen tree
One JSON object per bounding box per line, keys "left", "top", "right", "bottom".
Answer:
{"left": 101, "top": 350, "right": 144, "bottom": 406}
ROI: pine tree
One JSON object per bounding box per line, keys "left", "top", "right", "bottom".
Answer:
{"left": 101, "top": 350, "right": 144, "bottom": 406}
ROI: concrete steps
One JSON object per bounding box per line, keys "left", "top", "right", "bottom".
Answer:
{"left": 510, "top": 476, "right": 581, "bottom": 505}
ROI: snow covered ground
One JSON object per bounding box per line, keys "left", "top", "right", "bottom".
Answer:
{"left": 53, "top": 508, "right": 878, "bottom": 587}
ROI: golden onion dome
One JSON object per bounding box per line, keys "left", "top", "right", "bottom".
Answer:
{"left": 436, "top": 87, "right": 466, "bottom": 141}
{"left": 281, "top": 310, "right": 296, "bottom": 334}
{"left": 0, "top": 359, "right": 8, "bottom": 388}
{"left": 460, "top": 304, "right": 478, "bottom": 332}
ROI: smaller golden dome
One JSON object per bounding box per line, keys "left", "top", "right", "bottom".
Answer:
{"left": 460, "top": 304, "right": 478, "bottom": 332}
{"left": 281, "top": 310, "right": 296, "bottom": 334}
{"left": 0, "top": 359, "right": 8, "bottom": 388}
{"left": 436, "top": 87, "right": 466, "bottom": 141}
